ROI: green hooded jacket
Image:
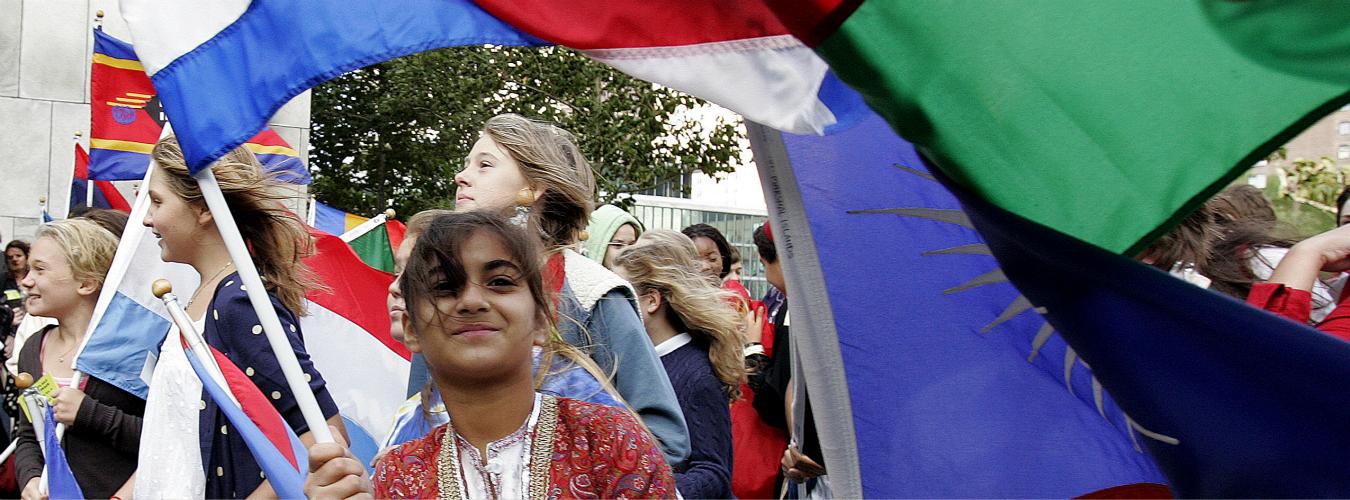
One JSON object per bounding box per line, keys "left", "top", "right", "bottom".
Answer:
{"left": 584, "top": 204, "right": 643, "bottom": 266}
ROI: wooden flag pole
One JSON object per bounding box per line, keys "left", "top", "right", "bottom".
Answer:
{"left": 194, "top": 167, "right": 334, "bottom": 444}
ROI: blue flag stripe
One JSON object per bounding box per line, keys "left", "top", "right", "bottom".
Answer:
{"left": 183, "top": 344, "right": 308, "bottom": 499}
{"left": 76, "top": 292, "right": 171, "bottom": 399}
{"left": 93, "top": 28, "right": 139, "bottom": 60}
{"left": 747, "top": 105, "right": 1165, "bottom": 497}
{"left": 151, "top": 0, "right": 545, "bottom": 173}
{"left": 42, "top": 406, "right": 85, "bottom": 500}
{"left": 88, "top": 149, "right": 156, "bottom": 182}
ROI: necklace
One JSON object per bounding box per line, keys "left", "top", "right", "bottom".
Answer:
{"left": 53, "top": 335, "right": 78, "bottom": 364}
{"left": 435, "top": 394, "right": 557, "bottom": 500}
{"left": 189, "top": 261, "right": 234, "bottom": 306}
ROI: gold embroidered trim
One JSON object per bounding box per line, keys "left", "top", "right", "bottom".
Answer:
{"left": 437, "top": 425, "right": 463, "bottom": 500}
{"left": 436, "top": 394, "right": 559, "bottom": 500}
{"left": 529, "top": 394, "right": 560, "bottom": 499}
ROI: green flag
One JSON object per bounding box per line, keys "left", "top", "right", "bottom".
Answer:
{"left": 807, "top": 0, "right": 1349, "bottom": 254}
{"left": 346, "top": 223, "right": 395, "bottom": 273}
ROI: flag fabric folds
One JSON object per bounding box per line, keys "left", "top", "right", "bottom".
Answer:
{"left": 760, "top": 0, "right": 1350, "bottom": 254}
{"left": 71, "top": 143, "right": 131, "bottom": 213}
{"left": 952, "top": 175, "right": 1350, "bottom": 497}
{"left": 746, "top": 111, "right": 1166, "bottom": 498}
{"left": 42, "top": 406, "right": 85, "bottom": 500}
{"left": 338, "top": 213, "right": 406, "bottom": 274}
{"left": 183, "top": 341, "right": 307, "bottom": 498}
{"left": 89, "top": 29, "right": 311, "bottom": 183}
{"left": 77, "top": 167, "right": 200, "bottom": 399}
{"left": 116, "top": 0, "right": 860, "bottom": 173}
{"left": 302, "top": 228, "right": 410, "bottom": 456}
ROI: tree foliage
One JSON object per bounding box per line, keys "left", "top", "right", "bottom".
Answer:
{"left": 308, "top": 45, "right": 744, "bottom": 217}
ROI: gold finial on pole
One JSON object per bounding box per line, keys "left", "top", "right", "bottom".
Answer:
{"left": 151, "top": 279, "right": 173, "bottom": 299}
{"left": 94, "top": 9, "right": 105, "bottom": 29}
{"left": 384, "top": 208, "right": 396, "bottom": 219}
{"left": 14, "top": 372, "right": 33, "bottom": 389}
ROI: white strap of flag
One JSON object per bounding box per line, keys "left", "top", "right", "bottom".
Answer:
{"left": 339, "top": 213, "right": 387, "bottom": 243}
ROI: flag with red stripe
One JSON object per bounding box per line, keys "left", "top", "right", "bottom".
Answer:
{"left": 300, "top": 227, "right": 411, "bottom": 465}
{"left": 182, "top": 339, "right": 306, "bottom": 498}
{"left": 72, "top": 143, "right": 132, "bottom": 213}
{"left": 89, "top": 29, "right": 310, "bottom": 183}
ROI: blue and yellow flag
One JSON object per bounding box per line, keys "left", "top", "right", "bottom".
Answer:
{"left": 89, "top": 29, "right": 310, "bottom": 183}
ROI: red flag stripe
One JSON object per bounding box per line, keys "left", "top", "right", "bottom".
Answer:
{"left": 472, "top": 0, "right": 792, "bottom": 49}
{"left": 304, "top": 229, "right": 411, "bottom": 360}
{"left": 207, "top": 344, "right": 300, "bottom": 469}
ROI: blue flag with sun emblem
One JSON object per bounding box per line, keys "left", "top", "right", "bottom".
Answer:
{"left": 951, "top": 176, "right": 1350, "bottom": 497}
{"left": 746, "top": 106, "right": 1167, "bottom": 497}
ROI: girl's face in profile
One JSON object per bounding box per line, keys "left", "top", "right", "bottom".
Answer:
{"left": 143, "top": 166, "right": 208, "bottom": 264}
{"left": 454, "top": 135, "right": 532, "bottom": 214}
{"left": 402, "top": 230, "right": 544, "bottom": 384}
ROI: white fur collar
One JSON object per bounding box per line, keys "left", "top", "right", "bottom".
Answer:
{"left": 562, "top": 249, "right": 636, "bottom": 312}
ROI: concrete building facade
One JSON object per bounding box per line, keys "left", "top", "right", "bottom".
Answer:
{"left": 0, "top": 0, "right": 311, "bottom": 243}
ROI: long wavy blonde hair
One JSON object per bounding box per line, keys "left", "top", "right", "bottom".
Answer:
{"left": 615, "top": 230, "right": 745, "bottom": 401}
{"left": 152, "top": 135, "right": 320, "bottom": 314}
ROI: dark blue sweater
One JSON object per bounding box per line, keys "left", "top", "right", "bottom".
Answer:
{"left": 660, "top": 336, "right": 734, "bottom": 499}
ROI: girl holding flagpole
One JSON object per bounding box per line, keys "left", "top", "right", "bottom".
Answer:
{"left": 135, "top": 136, "right": 344, "bottom": 498}
{"left": 308, "top": 211, "right": 674, "bottom": 498}
{"left": 14, "top": 219, "right": 141, "bottom": 499}
{"left": 402, "top": 113, "right": 689, "bottom": 465}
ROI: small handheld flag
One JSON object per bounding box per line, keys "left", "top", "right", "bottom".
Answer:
{"left": 41, "top": 406, "right": 84, "bottom": 500}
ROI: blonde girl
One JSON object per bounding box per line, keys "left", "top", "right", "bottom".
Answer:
{"left": 614, "top": 229, "right": 746, "bottom": 498}
{"left": 14, "top": 219, "right": 137, "bottom": 500}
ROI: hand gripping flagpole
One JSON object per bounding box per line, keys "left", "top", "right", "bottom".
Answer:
{"left": 193, "top": 167, "right": 335, "bottom": 444}
{"left": 18, "top": 375, "right": 50, "bottom": 495}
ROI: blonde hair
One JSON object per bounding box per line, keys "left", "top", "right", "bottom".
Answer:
{"left": 35, "top": 219, "right": 118, "bottom": 290}
{"left": 482, "top": 114, "right": 596, "bottom": 249}
{"left": 615, "top": 230, "right": 746, "bottom": 401}
{"left": 405, "top": 209, "right": 455, "bottom": 241}
{"left": 152, "top": 135, "right": 319, "bottom": 314}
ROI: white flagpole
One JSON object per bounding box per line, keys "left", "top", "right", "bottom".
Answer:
{"left": 194, "top": 166, "right": 334, "bottom": 444}
{"left": 306, "top": 196, "right": 317, "bottom": 227}
{"left": 338, "top": 213, "right": 387, "bottom": 242}
{"left": 153, "top": 279, "right": 238, "bottom": 406}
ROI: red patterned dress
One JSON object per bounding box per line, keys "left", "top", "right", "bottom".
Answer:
{"left": 373, "top": 394, "right": 675, "bottom": 499}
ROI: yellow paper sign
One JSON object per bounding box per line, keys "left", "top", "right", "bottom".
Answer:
{"left": 32, "top": 374, "right": 59, "bottom": 399}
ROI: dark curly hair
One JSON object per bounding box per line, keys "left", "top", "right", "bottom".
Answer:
{"left": 681, "top": 223, "right": 733, "bottom": 278}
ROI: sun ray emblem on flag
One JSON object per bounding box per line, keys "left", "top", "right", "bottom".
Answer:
{"left": 850, "top": 164, "right": 1178, "bottom": 449}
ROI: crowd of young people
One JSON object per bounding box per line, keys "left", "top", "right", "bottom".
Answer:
{"left": 0, "top": 113, "right": 829, "bottom": 499}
